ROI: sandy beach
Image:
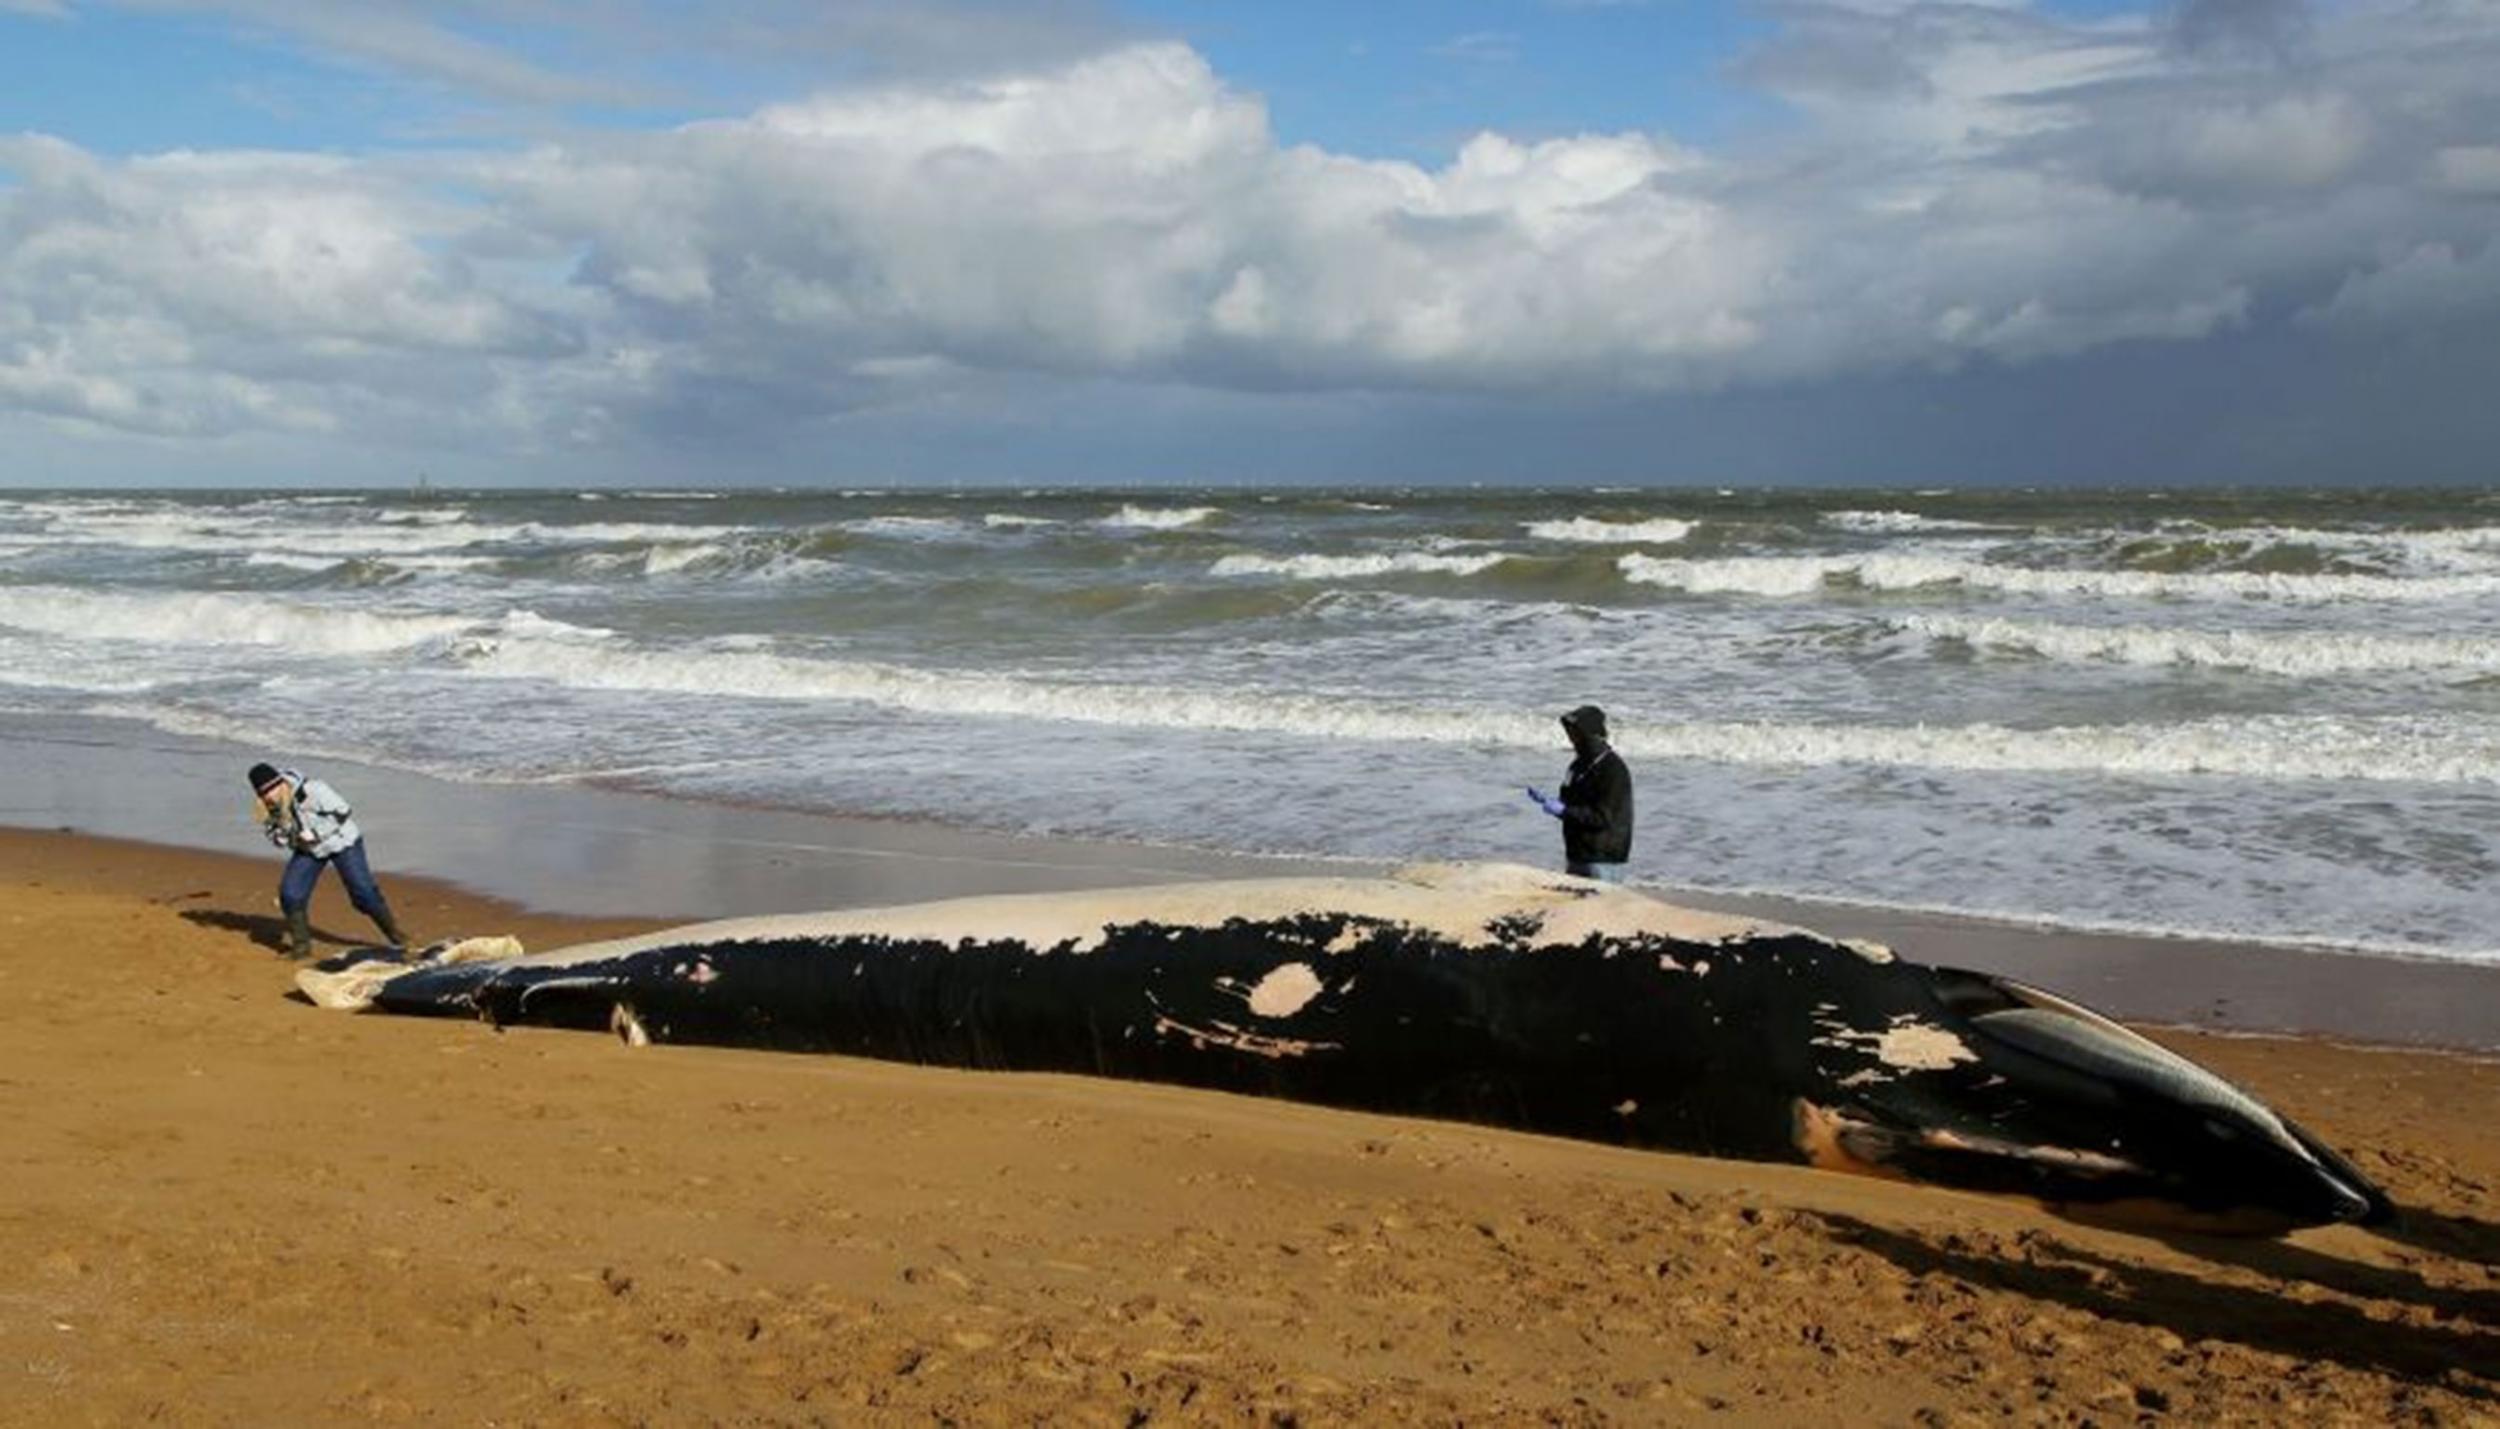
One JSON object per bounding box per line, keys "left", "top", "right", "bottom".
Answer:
{"left": 3, "top": 823, "right": 2495, "bottom": 1425}
{"left": 9, "top": 0, "right": 2500, "bottom": 1415}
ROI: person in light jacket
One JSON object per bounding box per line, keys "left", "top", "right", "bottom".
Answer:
{"left": 248, "top": 762, "right": 410, "bottom": 959}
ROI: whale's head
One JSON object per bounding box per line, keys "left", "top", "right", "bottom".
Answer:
{"left": 1798, "top": 969, "right": 2392, "bottom": 1235}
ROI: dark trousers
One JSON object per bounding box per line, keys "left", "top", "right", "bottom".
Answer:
{"left": 281, "top": 840, "right": 396, "bottom": 928}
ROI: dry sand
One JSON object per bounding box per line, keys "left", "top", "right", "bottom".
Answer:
{"left": 1, "top": 828, "right": 2495, "bottom": 1425}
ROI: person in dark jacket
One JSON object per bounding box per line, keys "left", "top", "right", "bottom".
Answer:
{"left": 248, "top": 762, "right": 410, "bottom": 959}
{"left": 1524, "top": 705, "right": 1634, "bottom": 881}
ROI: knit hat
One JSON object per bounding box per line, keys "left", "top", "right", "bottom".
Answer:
{"left": 247, "top": 763, "right": 285, "bottom": 795}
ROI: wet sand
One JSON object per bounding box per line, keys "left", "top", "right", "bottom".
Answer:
{"left": 2, "top": 828, "right": 2497, "bottom": 1424}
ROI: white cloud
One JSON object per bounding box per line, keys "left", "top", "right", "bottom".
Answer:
{"left": 3, "top": 2, "right": 2498, "bottom": 453}
{"left": 0, "top": 134, "right": 562, "bottom": 437}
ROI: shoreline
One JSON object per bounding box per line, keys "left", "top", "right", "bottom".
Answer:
{"left": 6, "top": 708, "right": 2498, "bottom": 1050}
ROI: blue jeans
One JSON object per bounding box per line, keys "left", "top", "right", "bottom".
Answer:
{"left": 281, "top": 840, "right": 397, "bottom": 930}
{"left": 1567, "top": 861, "right": 1624, "bottom": 884}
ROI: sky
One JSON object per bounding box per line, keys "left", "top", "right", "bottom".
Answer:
{"left": 1, "top": 0, "right": 2496, "bottom": 487}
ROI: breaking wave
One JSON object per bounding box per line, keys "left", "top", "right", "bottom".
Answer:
{"left": 1211, "top": 551, "right": 1513, "bottom": 580}
{"left": 1823, "top": 510, "right": 2009, "bottom": 534}
{"left": 1523, "top": 517, "right": 1696, "bottom": 544}
{"left": 842, "top": 515, "right": 967, "bottom": 539}
{"left": 1897, "top": 613, "right": 2500, "bottom": 678}
{"left": 0, "top": 585, "right": 593, "bottom": 656}
{"left": 0, "top": 647, "right": 162, "bottom": 693}
{"left": 9, "top": 508, "right": 495, "bottom": 557}
{"left": 450, "top": 634, "right": 2500, "bottom": 786}
{"left": 242, "top": 553, "right": 343, "bottom": 572}
{"left": 6, "top": 504, "right": 751, "bottom": 560}
{"left": 1100, "top": 505, "right": 1221, "bottom": 530}
{"left": 571, "top": 541, "right": 747, "bottom": 577}
{"left": 2121, "top": 522, "right": 2500, "bottom": 571}
{"left": 1618, "top": 552, "right": 2500, "bottom": 602}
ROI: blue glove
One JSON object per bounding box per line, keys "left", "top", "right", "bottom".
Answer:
{"left": 1525, "top": 786, "right": 1564, "bottom": 818}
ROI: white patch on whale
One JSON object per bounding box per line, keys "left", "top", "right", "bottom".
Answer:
{"left": 1812, "top": 1013, "right": 1980, "bottom": 1072}
{"left": 1245, "top": 962, "right": 1323, "bottom": 1018}
{"left": 1874, "top": 1023, "right": 1978, "bottom": 1071}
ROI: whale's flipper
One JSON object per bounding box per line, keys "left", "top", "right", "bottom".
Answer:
{"left": 295, "top": 935, "right": 524, "bottom": 1011}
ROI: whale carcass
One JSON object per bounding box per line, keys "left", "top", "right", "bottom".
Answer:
{"left": 300, "top": 862, "right": 2390, "bottom": 1234}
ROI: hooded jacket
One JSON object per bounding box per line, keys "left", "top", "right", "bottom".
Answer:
{"left": 260, "top": 770, "right": 363, "bottom": 860}
{"left": 1557, "top": 706, "right": 1633, "bottom": 866}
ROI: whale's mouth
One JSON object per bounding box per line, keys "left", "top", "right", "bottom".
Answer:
{"left": 1795, "top": 1097, "right": 2141, "bottom": 1185}
{"left": 1790, "top": 1097, "right": 2368, "bottom": 1235}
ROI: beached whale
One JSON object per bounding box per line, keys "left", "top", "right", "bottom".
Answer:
{"left": 300, "top": 862, "right": 2390, "bottom": 1234}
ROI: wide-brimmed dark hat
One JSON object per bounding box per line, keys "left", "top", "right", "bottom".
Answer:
{"left": 1560, "top": 705, "right": 1608, "bottom": 740}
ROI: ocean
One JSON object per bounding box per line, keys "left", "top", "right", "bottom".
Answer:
{"left": 1, "top": 485, "right": 2494, "bottom": 963}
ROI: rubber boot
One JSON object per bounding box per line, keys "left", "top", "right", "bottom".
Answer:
{"left": 283, "top": 906, "right": 315, "bottom": 961}
{"left": 372, "top": 907, "right": 411, "bottom": 951}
